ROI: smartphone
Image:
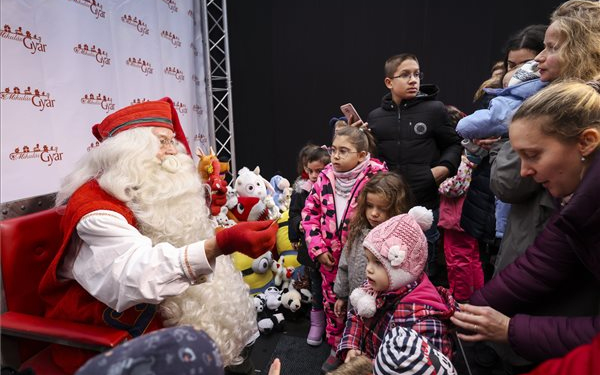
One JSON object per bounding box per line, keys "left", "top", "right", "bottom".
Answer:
{"left": 340, "top": 103, "right": 362, "bottom": 123}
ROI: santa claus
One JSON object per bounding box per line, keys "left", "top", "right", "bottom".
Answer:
{"left": 39, "top": 98, "right": 276, "bottom": 374}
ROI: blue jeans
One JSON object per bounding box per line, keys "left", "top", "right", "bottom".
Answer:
{"left": 424, "top": 207, "right": 440, "bottom": 276}
{"left": 308, "top": 265, "right": 324, "bottom": 310}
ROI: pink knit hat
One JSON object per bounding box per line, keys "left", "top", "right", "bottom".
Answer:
{"left": 363, "top": 206, "right": 433, "bottom": 291}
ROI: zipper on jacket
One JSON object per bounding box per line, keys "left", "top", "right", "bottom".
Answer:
{"left": 335, "top": 174, "right": 368, "bottom": 240}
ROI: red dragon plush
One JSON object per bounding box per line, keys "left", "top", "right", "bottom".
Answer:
{"left": 196, "top": 147, "right": 229, "bottom": 216}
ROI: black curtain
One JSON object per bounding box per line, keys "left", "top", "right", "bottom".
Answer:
{"left": 227, "top": 0, "right": 563, "bottom": 182}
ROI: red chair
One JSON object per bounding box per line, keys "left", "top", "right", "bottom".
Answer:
{"left": 1, "top": 208, "right": 129, "bottom": 374}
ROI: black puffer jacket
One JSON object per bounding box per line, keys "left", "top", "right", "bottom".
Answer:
{"left": 367, "top": 84, "right": 462, "bottom": 209}
{"left": 288, "top": 185, "right": 315, "bottom": 267}
{"left": 460, "top": 156, "right": 496, "bottom": 242}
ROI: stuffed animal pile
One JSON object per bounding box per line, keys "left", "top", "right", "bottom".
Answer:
{"left": 195, "top": 157, "right": 310, "bottom": 335}
{"left": 252, "top": 276, "right": 312, "bottom": 335}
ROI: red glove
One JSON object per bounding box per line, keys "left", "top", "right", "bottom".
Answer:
{"left": 216, "top": 220, "right": 278, "bottom": 258}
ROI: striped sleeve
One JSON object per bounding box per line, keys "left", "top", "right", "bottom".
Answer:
{"left": 374, "top": 326, "right": 457, "bottom": 375}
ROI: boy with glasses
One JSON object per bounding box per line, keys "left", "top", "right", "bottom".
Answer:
{"left": 367, "top": 53, "right": 462, "bottom": 280}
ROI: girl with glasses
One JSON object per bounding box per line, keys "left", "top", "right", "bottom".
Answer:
{"left": 301, "top": 121, "right": 386, "bottom": 373}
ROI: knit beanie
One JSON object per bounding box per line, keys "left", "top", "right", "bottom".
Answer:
{"left": 374, "top": 326, "right": 457, "bottom": 375}
{"left": 363, "top": 206, "right": 433, "bottom": 291}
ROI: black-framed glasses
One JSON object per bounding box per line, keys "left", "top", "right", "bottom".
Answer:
{"left": 391, "top": 71, "right": 424, "bottom": 81}
{"left": 326, "top": 146, "right": 359, "bottom": 158}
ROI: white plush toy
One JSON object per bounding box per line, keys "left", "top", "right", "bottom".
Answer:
{"left": 257, "top": 312, "right": 284, "bottom": 334}
{"left": 263, "top": 286, "right": 282, "bottom": 311}
{"left": 271, "top": 257, "right": 294, "bottom": 288}
{"left": 235, "top": 166, "right": 280, "bottom": 219}
{"left": 225, "top": 186, "right": 238, "bottom": 210}
{"left": 214, "top": 206, "right": 236, "bottom": 228}
{"left": 269, "top": 175, "right": 292, "bottom": 212}
{"left": 254, "top": 292, "right": 285, "bottom": 334}
{"left": 280, "top": 187, "right": 292, "bottom": 212}
{"left": 281, "top": 279, "right": 302, "bottom": 312}
{"left": 253, "top": 294, "right": 266, "bottom": 313}
{"left": 235, "top": 166, "right": 274, "bottom": 200}
{"left": 264, "top": 195, "right": 282, "bottom": 220}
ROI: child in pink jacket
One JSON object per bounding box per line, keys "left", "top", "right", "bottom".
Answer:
{"left": 302, "top": 121, "right": 386, "bottom": 373}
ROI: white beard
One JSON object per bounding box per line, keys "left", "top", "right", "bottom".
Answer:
{"left": 127, "top": 153, "right": 214, "bottom": 245}
{"left": 126, "top": 153, "right": 258, "bottom": 367}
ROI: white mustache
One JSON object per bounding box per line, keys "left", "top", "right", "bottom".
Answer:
{"left": 161, "top": 155, "right": 181, "bottom": 173}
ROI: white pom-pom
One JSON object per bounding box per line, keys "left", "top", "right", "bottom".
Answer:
{"left": 349, "top": 287, "right": 364, "bottom": 308}
{"left": 408, "top": 206, "right": 433, "bottom": 231}
{"left": 350, "top": 288, "right": 376, "bottom": 318}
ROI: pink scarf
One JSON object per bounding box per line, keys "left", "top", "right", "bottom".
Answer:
{"left": 333, "top": 155, "right": 370, "bottom": 199}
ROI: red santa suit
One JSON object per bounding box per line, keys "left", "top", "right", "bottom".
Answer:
{"left": 39, "top": 179, "right": 215, "bottom": 373}
{"left": 38, "top": 98, "right": 270, "bottom": 374}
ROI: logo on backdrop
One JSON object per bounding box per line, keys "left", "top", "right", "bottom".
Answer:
{"left": 192, "top": 104, "right": 204, "bottom": 115}
{"left": 9, "top": 144, "right": 64, "bottom": 167}
{"left": 74, "top": 44, "right": 111, "bottom": 67}
{"left": 162, "top": 0, "right": 178, "bottom": 13}
{"left": 1, "top": 87, "right": 55, "bottom": 111}
{"left": 126, "top": 57, "right": 153, "bottom": 76}
{"left": 190, "top": 42, "right": 198, "bottom": 57}
{"left": 192, "top": 75, "right": 200, "bottom": 87}
{"left": 68, "top": 0, "right": 106, "bottom": 19}
{"left": 164, "top": 66, "right": 185, "bottom": 82}
{"left": 1, "top": 25, "right": 47, "bottom": 54}
{"left": 131, "top": 98, "right": 151, "bottom": 105}
{"left": 161, "top": 30, "right": 181, "bottom": 48}
{"left": 81, "top": 93, "right": 115, "bottom": 113}
{"left": 173, "top": 101, "right": 187, "bottom": 115}
{"left": 121, "top": 14, "right": 149, "bottom": 36}
{"left": 87, "top": 141, "right": 101, "bottom": 152}
{"left": 194, "top": 134, "right": 208, "bottom": 146}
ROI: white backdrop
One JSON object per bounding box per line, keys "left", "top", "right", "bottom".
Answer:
{"left": 0, "top": 0, "right": 211, "bottom": 203}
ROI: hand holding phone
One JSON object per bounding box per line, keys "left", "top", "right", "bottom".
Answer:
{"left": 340, "top": 103, "right": 362, "bottom": 123}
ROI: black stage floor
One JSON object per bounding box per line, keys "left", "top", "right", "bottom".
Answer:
{"left": 246, "top": 251, "right": 510, "bottom": 375}
{"left": 246, "top": 307, "right": 510, "bottom": 375}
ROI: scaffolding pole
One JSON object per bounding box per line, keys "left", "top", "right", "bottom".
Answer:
{"left": 200, "top": 0, "right": 236, "bottom": 180}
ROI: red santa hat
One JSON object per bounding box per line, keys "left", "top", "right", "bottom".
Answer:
{"left": 91, "top": 97, "right": 191, "bottom": 155}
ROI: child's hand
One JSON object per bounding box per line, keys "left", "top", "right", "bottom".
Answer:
{"left": 268, "top": 358, "right": 281, "bottom": 375}
{"left": 474, "top": 136, "right": 501, "bottom": 150}
{"left": 349, "top": 119, "right": 370, "bottom": 132}
{"left": 317, "top": 252, "right": 335, "bottom": 268}
{"left": 334, "top": 299, "right": 347, "bottom": 317}
{"left": 345, "top": 349, "right": 362, "bottom": 363}
{"left": 430, "top": 166, "right": 450, "bottom": 185}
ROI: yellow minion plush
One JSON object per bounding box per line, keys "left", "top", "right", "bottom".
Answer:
{"left": 231, "top": 250, "right": 276, "bottom": 296}
{"left": 276, "top": 210, "right": 301, "bottom": 269}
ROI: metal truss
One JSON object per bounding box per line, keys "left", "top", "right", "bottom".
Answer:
{"left": 200, "top": 0, "right": 236, "bottom": 181}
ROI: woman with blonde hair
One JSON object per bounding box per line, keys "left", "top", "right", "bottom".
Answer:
{"left": 452, "top": 78, "right": 600, "bottom": 367}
